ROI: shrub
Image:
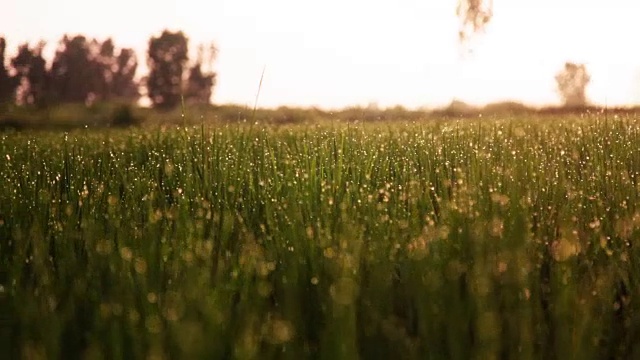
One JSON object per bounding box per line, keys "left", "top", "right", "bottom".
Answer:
{"left": 110, "top": 104, "right": 141, "bottom": 127}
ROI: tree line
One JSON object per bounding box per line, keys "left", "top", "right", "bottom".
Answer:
{"left": 0, "top": 30, "right": 215, "bottom": 110}
{"left": 1, "top": 25, "right": 592, "bottom": 114}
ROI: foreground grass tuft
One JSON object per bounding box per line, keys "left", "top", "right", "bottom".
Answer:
{"left": 2, "top": 115, "right": 640, "bottom": 359}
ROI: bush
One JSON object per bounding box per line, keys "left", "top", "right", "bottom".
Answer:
{"left": 0, "top": 117, "right": 25, "bottom": 132}
{"left": 110, "top": 104, "right": 141, "bottom": 127}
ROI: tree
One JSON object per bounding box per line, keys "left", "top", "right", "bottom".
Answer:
{"left": 95, "top": 39, "right": 140, "bottom": 102}
{"left": 0, "top": 37, "right": 19, "bottom": 105}
{"left": 184, "top": 44, "right": 217, "bottom": 105}
{"left": 11, "top": 42, "right": 49, "bottom": 106}
{"left": 95, "top": 38, "right": 115, "bottom": 100}
{"left": 147, "top": 30, "right": 189, "bottom": 109}
{"left": 555, "top": 62, "right": 591, "bottom": 108}
{"left": 47, "top": 35, "right": 140, "bottom": 105}
{"left": 457, "top": 0, "right": 494, "bottom": 47}
{"left": 49, "top": 35, "right": 100, "bottom": 104}
{"left": 110, "top": 48, "right": 140, "bottom": 102}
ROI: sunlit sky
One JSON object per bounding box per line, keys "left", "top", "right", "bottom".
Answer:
{"left": 4, "top": 0, "right": 640, "bottom": 109}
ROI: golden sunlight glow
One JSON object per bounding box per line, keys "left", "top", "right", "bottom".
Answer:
{"left": 4, "top": 0, "right": 640, "bottom": 109}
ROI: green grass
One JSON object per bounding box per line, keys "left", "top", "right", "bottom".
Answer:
{"left": 2, "top": 114, "right": 640, "bottom": 359}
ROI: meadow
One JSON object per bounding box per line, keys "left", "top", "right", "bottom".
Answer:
{"left": 1, "top": 114, "right": 640, "bottom": 359}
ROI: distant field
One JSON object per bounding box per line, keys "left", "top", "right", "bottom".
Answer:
{"left": 2, "top": 115, "right": 640, "bottom": 359}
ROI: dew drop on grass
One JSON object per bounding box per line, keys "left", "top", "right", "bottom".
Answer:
{"left": 272, "top": 320, "right": 295, "bottom": 344}
{"left": 323, "top": 247, "right": 335, "bottom": 259}
{"left": 120, "top": 247, "right": 133, "bottom": 261}
{"left": 330, "top": 277, "right": 358, "bottom": 305}
{"left": 257, "top": 281, "right": 272, "bottom": 297}
{"left": 145, "top": 315, "right": 163, "bottom": 334}
{"left": 147, "top": 292, "right": 158, "bottom": 303}
{"left": 134, "top": 258, "right": 148, "bottom": 274}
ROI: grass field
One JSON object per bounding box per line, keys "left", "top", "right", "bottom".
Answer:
{"left": 2, "top": 114, "right": 640, "bottom": 359}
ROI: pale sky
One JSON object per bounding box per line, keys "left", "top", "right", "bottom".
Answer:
{"left": 4, "top": 0, "right": 640, "bottom": 109}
